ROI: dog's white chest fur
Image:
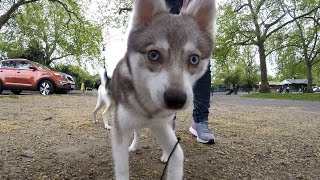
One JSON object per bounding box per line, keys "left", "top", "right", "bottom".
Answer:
{"left": 117, "top": 104, "right": 175, "bottom": 129}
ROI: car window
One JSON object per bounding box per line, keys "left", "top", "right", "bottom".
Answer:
{"left": 0, "top": 61, "right": 16, "bottom": 68}
{"left": 33, "top": 62, "right": 50, "bottom": 70}
{"left": 17, "top": 61, "right": 32, "bottom": 69}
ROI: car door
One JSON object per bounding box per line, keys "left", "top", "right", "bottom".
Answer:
{"left": 15, "top": 61, "right": 36, "bottom": 88}
{"left": 0, "top": 61, "right": 17, "bottom": 86}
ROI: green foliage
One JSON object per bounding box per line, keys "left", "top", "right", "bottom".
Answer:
{"left": 3, "top": 0, "right": 103, "bottom": 66}
{"left": 5, "top": 41, "right": 47, "bottom": 64}
{"left": 272, "top": 0, "right": 320, "bottom": 90}
{"left": 244, "top": 92, "right": 320, "bottom": 101}
{"left": 215, "top": 0, "right": 319, "bottom": 92}
{"left": 102, "top": 0, "right": 132, "bottom": 28}
{"left": 54, "top": 64, "right": 95, "bottom": 90}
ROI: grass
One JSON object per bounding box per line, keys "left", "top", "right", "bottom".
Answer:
{"left": 243, "top": 92, "right": 320, "bottom": 101}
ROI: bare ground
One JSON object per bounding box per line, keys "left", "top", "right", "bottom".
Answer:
{"left": 0, "top": 93, "right": 319, "bottom": 180}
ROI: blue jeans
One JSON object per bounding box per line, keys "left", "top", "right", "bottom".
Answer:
{"left": 193, "top": 64, "right": 211, "bottom": 123}
{"left": 166, "top": 0, "right": 211, "bottom": 123}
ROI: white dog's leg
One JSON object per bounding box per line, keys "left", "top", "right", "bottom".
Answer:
{"left": 151, "top": 123, "right": 184, "bottom": 180}
{"left": 112, "top": 122, "right": 131, "bottom": 180}
{"left": 129, "top": 130, "right": 141, "bottom": 152}
{"left": 102, "top": 104, "right": 111, "bottom": 129}
{"left": 92, "top": 99, "right": 104, "bottom": 124}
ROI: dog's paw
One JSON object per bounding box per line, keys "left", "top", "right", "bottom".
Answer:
{"left": 104, "top": 125, "right": 111, "bottom": 130}
{"left": 160, "top": 153, "right": 169, "bottom": 163}
{"left": 128, "top": 146, "right": 138, "bottom": 152}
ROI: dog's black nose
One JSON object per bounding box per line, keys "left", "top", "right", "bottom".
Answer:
{"left": 163, "top": 89, "right": 187, "bottom": 109}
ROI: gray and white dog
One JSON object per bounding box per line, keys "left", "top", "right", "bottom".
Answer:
{"left": 92, "top": 67, "right": 112, "bottom": 130}
{"left": 108, "top": 0, "right": 217, "bottom": 179}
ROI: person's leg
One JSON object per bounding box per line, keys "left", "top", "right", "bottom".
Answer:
{"left": 189, "top": 63, "right": 215, "bottom": 144}
{"left": 165, "top": 0, "right": 215, "bottom": 144}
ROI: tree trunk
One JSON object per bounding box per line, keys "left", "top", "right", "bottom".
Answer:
{"left": 306, "top": 60, "right": 313, "bottom": 93}
{"left": 258, "top": 43, "right": 270, "bottom": 93}
{"left": 45, "top": 56, "right": 51, "bottom": 66}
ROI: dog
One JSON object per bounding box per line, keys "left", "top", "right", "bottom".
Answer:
{"left": 108, "top": 0, "right": 217, "bottom": 179}
{"left": 92, "top": 67, "right": 112, "bottom": 129}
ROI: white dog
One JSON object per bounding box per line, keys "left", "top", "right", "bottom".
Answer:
{"left": 92, "top": 67, "right": 112, "bottom": 129}
{"left": 108, "top": 0, "right": 217, "bottom": 179}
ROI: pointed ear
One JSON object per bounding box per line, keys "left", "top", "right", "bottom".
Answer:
{"left": 132, "top": 0, "right": 167, "bottom": 27}
{"left": 181, "top": 0, "right": 217, "bottom": 32}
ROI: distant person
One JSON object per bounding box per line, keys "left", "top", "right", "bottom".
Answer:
{"left": 226, "top": 84, "right": 233, "bottom": 95}
{"left": 298, "top": 86, "right": 302, "bottom": 93}
{"left": 211, "top": 86, "right": 214, "bottom": 96}
{"left": 285, "top": 85, "right": 290, "bottom": 93}
{"left": 279, "top": 86, "right": 283, "bottom": 93}
{"left": 80, "top": 82, "right": 85, "bottom": 93}
{"left": 234, "top": 84, "right": 238, "bottom": 95}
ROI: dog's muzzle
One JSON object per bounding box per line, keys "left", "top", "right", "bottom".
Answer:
{"left": 163, "top": 89, "right": 187, "bottom": 109}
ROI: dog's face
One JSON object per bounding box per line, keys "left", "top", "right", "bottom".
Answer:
{"left": 127, "top": 0, "right": 216, "bottom": 111}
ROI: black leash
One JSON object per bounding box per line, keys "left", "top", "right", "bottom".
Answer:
{"left": 160, "top": 137, "right": 181, "bottom": 180}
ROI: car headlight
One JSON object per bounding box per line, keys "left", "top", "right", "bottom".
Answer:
{"left": 54, "top": 73, "right": 67, "bottom": 79}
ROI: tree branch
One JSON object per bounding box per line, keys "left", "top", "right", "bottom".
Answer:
{"left": 118, "top": 7, "right": 132, "bottom": 14}
{"left": 234, "top": 4, "right": 249, "bottom": 12}
{"left": 49, "top": 0, "right": 83, "bottom": 25}
{"left": 266, "top": 5, "right": 320, "bottom": 39}
{"left": 308, "top": 22, "right": 319, "bottom": 60}
{"left": 256, "top": 0, "right": 267, "bottom": 12}
{"left": 266, "top": 44, "right": 299, "bottom": 57}
{"left": 234, "top": 39, "right": 256, "bottom": 46}
{"left": 0, "top": 0, "right": 82, "bottom": 30}
{"left": 50, "top": 53, "right": 73, "bottom": 62}
{"left": 290, "top": 58, "right": 304, "bottom": 75}
{"left": 0, "top": 0, "right": 38, "bottom": 29}
{"left": 263, "top": 13, "right": 286, "bottom": 37}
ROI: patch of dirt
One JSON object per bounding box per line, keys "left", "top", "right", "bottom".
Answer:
{"left": 0, "top": 93, "right": 319, "bottom": 179}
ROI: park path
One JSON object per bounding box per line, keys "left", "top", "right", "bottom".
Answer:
{"left": 212, "top": 93, "right": 320, "bottom": 114}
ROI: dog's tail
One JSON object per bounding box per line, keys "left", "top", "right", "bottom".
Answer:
{"left": 99, "top": 65, "right": 110, "bottom": 88}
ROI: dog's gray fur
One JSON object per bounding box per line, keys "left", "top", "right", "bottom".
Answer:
{"left": 108, "top": 0, "right": 217, "bottom": 179}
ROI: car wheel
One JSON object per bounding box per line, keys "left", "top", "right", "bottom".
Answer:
{"left": 11, "top": 89, "right": 22, "bottom": 95}
{"left": 39, "top": 80, "right": 54, "bottom": 95}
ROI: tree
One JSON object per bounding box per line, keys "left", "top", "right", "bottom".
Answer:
{"left": 219, "top": 0, "right": 320, "bottom": 92}
{"left": 277, "top": 0, "right": 320, "bottom": 92}
{"left": 4, "top": 0, "right": 102, "bottom": 66}
{"left": 213, "top": 41, "right": 259, "bottom": 92}
{"left": 54, "top": 64, "right": 94, "bottom": 90}
{"left": 0, "top": 0, "right": 77, "bottom": 30}
{"left": 7, "top": 41, "right": 47, "bottom": 64}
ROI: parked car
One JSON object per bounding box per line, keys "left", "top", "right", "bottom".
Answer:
{"left": 313, "top": 87, "right": 320, "bottom": 92}
{"left": 0, "top": 59, "right": 75, "bottom": 95}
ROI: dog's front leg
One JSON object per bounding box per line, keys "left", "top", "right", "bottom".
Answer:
{"left": 151, "top": 124, "right": 184, "bottom": 180}
{"left": 111, "top": 119, "right": 131, "bottom": 180}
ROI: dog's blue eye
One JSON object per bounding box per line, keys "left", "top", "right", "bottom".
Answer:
{"left": 148, "top": 50, "right": 160, "bottom": 61}
{"left": 189, "top": 55, "right": 199, "bottom": 65}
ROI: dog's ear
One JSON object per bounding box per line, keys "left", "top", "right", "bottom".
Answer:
{"left": 132, "top": 0, "right": 167, "bottom": 27}
{"left": 181, "top": 0, "right": 217, "bottom": 32}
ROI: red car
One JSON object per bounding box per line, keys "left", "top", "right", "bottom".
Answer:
{"left": 0, "top": 59, "right": 75, "bottom": 95}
